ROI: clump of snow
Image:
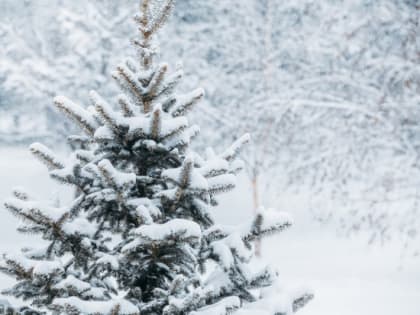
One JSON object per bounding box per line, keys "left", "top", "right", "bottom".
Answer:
{"left": 4, "top": 197, "right": 67, "bottom": 222}
{"left": 98, "top": 159, "right": 136, "bottom": 189}
{"left": 122, "top": 219, "right": 202, "bottom": 252}
{"left": 134, "top": 219, "right": 201, "bottom": 242}
{"left": 199, "top": 157, "right": 229, "bottom": 177}
{"left": 32, "top": 260, "right": 63, "bottom": 276}
{"left": 62, "top": 216, "right": 97, "bottom": 237}
{"left": 96, "top": 253, "right": 119, "bottom": 270}
{"left": 162, "top": 160, "right": 209, "bottom": 192}
{"left": 54, "top": 275, "right": 91, "bottom": 292}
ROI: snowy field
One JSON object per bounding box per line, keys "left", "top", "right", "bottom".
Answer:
{"left": 0, "top": 147, "right": 419, "bottom": 315}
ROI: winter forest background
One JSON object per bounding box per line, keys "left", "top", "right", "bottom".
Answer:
{"left": 0, "top": 0, "right": 419, "bottom": 314}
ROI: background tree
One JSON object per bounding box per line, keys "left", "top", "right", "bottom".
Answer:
{"left": 0, "top": 0, "right": 132, "bottom": 144}
{"left": 1, "top": 0, "right": 418, "bottom": 254}
{"left": 164, "top": 0, "right": 420, "bottom": 253}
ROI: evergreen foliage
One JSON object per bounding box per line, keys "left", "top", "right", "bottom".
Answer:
{"left": 1, "top": 1, "right": 313, "bottom": 314}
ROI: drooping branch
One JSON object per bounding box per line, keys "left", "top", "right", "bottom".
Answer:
{"left": 30, "top": 143, "right": 65, "bottom": 170}
{"left": 54, "top": 96, "right": 97, "bottom": 136}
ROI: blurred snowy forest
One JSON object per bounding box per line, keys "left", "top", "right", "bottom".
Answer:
{"left": 0, "top": 0, "right": 419, "bottom": 254}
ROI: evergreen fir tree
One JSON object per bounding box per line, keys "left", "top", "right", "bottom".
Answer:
{"left": 1, "top": 1, "right": 313, "bottom": 314}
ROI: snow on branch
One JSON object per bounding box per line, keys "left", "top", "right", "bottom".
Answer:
{"left": 207, "top": 174, "right": 236, "bottom": 194}
{"left": 241, "top": 209, "right": 293, "bottom": 242}
{"left": 162, "top": 156, "right": 207, "bottom": 191}
{"left": 235, "top": 283, "right": 314, "bottom": 315}
{"left": 118, "top": 94, "right": 137, "bottom": 117}
{"left": 113, "top": 64, "right": 145, "bottom": 109}
{"left": 90, "top": 90, "right": 123, "bottom": 134}
{"left": 135, "top": 218, "right": 201, "bottom": 242}
{"left": 97, "top": 159, "right": 136, "bottom": 191}
{"left": 150, "top": 105, "right": 162, "bottom": 140}
{"left": 146, "top": 63, "right": 168, "bottom": 99}
{"left": 134, "top": 0, "right": 175, "bottom": 38}
{"left": 122, "top": 219, "right": 201, "bottom": 252}
{"left": 221, "top": 134, "right": 250, "bottom": 162}
{"left": 171, "top": 88, "right": 204, "bottom": 117}
{"left": 54, "top": 96, "right": 97, "bottom": 136}
{"left": 199, "top": 156, "right": 229, "bottom": 178}
{"left": 30, "top": 142, "right": 65, "bottom": 170}
{"left": 148, "top": 0, "right": 175, "bottom": 36}
{"left": 159, "top": 65, "right": 184, "bottom": 102}
{"left": 292, "top": 290, "right": 314, "bottom": 313}
{"left": 4, "top": 198, "right": 68, "bottom": 228}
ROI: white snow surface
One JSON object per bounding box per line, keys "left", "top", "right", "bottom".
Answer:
{"left": 4, "top": 197, "right": 67, "bottom": 222}
{"left": 0, "top": 147, "right": 419, "bottom": 315}
{"left": 162, "top": 160, "right": 209, "bottom": 191}
{"left": 62, "top": 216, "right": 97, "bottom": 237}
{"left": 96, "top": 253, "right": 120, "bottom": 270}
{"left": 133, "top": 218, "right": 201, "bottom": 241}
{"left": 54, "top": 275, "right": 91, "bottom": 291}
{"left": 98, "top": 159, "right": 136, "bottom": 188}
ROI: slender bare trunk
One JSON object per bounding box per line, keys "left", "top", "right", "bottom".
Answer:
{"left": 252, "top": 0, "right": 273, "bottom": 258}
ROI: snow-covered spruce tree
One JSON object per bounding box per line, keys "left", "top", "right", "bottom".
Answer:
{"left": 1, "top": 1, "right": 313, "bottom": 314}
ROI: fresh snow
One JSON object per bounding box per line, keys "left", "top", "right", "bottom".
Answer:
{"left": 32, "top": 260, "right": 63, "bottom": 275}
{"left": 122, "top": 218, "right": 202, "bottom": 253}
{"left": 96, "top": 253, "right": 120, "bottom": 270}
{"left": 133, "top": 218, "right": 201, "bottom": 242}
{"left": 53, "top": 95, "right": 97, "bottom": 131}
{"left": 62, "top": 216, "right": 97, "bottom": 237}
{"left": 162, "top": 161, "right": 209, "bottom": 191}
{"left": 4, "top": 198, "right": 67, "bottom": 222}
{"left": 54, "top": 275, "right": 91, "bottom": 291}
{"left": 97, "top": 159, "right": 136, "bottom": 189}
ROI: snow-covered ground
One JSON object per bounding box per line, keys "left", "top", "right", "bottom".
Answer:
{"left": 0, "top": 147, "right": 419, "bottom": 314}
